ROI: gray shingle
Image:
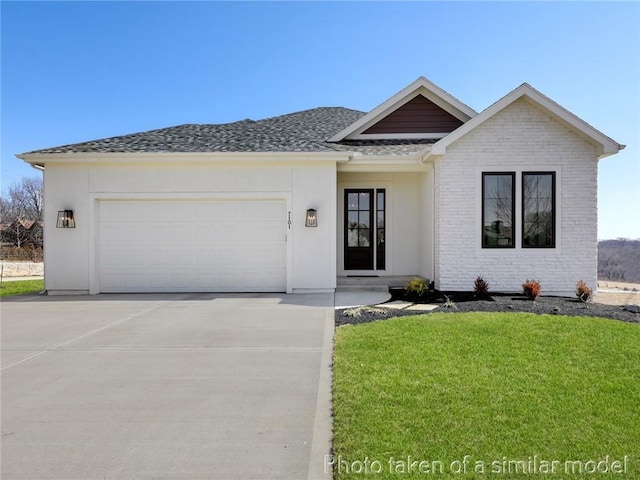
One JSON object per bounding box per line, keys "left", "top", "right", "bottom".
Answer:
{"left": 23, "top": 107, "right": 434, "bottom": 156}
{"left": 328, "top": 139, "right": 437, "bottom": 156}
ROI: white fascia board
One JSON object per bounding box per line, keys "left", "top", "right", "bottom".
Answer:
{"left": 328, "top": 76, "right": 478, "bottom": 142}
{"left": 17, "top": 151, "right": 354, "bottom": 166}
{"left": 429, "top": 83, "right": 624, "bottom": 158}
{"left": 338, "top": 160, "right": 428, "bottom": 173}
{"left": 338, "top": 153, "right": 431, "bottom": 172}
{"left": 349, "top": 133, "right": 448, "bottom": 140}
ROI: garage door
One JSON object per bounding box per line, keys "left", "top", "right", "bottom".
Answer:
{"left": 98, "top": 199, "right": 287, "bottom": 293}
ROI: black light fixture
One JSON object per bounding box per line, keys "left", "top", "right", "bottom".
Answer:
{"left": 56, "top": 210, "right": 75, "bottom": 228}
{"left": 305, "top": 208, "right": 317, "bottom": 227}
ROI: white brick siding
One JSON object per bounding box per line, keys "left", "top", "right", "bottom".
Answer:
{"left": 435, "top": 98, "right": 598, "bottom": 295}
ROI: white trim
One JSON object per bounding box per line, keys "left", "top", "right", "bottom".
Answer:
{"left": 429, "top": 83, "right": 623, "bottom": 159}
{"left": 338, "top": 154, "right": 432, "bottom": 172}
{"left": 18, "top": 151, "right": 353, "bottom": 166}
{"left": 349, "top": 133, "right": 448, "bottom": 140}
{"left": 328, "top": 77, "right": 477, "bottom": 142}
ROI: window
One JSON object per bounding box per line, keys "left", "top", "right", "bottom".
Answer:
{"left": 522, "top": 172, "right": 555, "bottom": 248}
{"left": 376, "top": 189, "right": 385, "bottom": 270}
{"left": 346, "top": 191, "right": 371, "bottom": 248}
{"left": 482, "top": 173, "right": 515, "bottom": 248}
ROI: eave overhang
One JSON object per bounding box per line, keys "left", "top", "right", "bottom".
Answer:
{"left": 425, "top": 83, "right": 624, "bottom": 161}
{"left": 17, "top": 151, "right": 355, "bottom": 168}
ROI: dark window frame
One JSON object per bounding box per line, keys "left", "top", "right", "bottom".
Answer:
{"left": 376, "top": 189, "right": 386, "bottom": 270}
{"left": 482, "top": 172, "right": 516, "bottom": 249}
{"left": 522, "top": 171, "right": 556, "bottom": 249}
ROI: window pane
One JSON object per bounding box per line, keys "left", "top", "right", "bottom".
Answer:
{"left": 347, "top": 228, "right": 359, "bottom": 247}
{"left": 376, "top": 190, "right": 385, "bottom": 270}
{"left": 358, "top": 212, "right": 370, "bottom": 228}
{"left": 483, "top": 173, "right": 514, "bottom": 248}
{"left": 359, "top": 193, "right": 370, "bottom": 211}
{"left": 358, "top": 228, "right": 370, "bottom": 247}
{"left": 347, "top": 193, "right": 359, "bottom": 211}
{"left": 523, "top": 173, "right": 554, "bottom": 247}
{"left": 347, "top": 211, "right": 359, "bottom": 228}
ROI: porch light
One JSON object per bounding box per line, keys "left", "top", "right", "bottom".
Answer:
{"left": 305, "top": 208, "right": 317, "bottom": 227}
{"left": 56, "top": 210, "right": 75, "bottom": 228}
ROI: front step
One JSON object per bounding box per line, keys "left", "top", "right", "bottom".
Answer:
{"left": 336, "top": 275, "right": 425, "bottom": 288}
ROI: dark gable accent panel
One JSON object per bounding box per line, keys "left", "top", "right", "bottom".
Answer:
{"left": 362, "top": 94, "right": 464, "bottom": 134}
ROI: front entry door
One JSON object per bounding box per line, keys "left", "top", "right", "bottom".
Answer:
{"left": 344, "top": 189, "right": 385, "bottom": 270}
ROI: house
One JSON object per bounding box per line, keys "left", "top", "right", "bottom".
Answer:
{"left": 18, "top": 77, "right": 623, "bottom": 295}
{"left": 0, "top": 219, "right": 44, "bottom": 249}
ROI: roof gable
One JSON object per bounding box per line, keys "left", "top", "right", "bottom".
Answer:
{"left": 328, "top": 76, "right": 477, "bottom": 142}
{"left": 361, "top": 94, "right": 464, "bottom": 135}
{"left": 429, "top": 83, "right": 624, "bottom": 159}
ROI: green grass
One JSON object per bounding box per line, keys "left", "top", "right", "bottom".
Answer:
{"left": 332, "top": 313, "right": 640, "bottom": 479}
{"left": 0, "top": 279, "right": 44, "bottom": 297}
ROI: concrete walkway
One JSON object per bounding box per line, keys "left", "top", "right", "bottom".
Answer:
{"left": 334, "top": 287, "right": 391, "bottom": 309}
{"left": 1, "top": 293, "right": 334, "bottom": 480}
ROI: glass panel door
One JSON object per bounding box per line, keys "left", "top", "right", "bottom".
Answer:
{"left": 344, "top": 189, "right": 385, "bottom": 271}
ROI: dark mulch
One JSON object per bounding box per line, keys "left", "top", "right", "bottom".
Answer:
{"left": 335, "top": 291, "right": 640, "bottom": 326}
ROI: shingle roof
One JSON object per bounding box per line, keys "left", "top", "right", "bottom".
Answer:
{"left": 24, "top": 107, "right": 435, "bottom": 157}
{"left": 328, "top": 139, "right": 437, "bottom": 155}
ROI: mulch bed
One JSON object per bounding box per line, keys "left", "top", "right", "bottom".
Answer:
{"left": 336, "top": 291, "right": 640, "bottom": 326}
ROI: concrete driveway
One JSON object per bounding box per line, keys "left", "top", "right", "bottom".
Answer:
{"left": 1, "top": 293, "right": 334, "bottom": 480}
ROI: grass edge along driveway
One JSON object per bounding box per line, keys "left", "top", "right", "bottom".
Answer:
{"left": 332, "top": 312, "right": 640, "bottom": 479}
{"left": 0, "top": 279, "right": 44, "bottom": 297}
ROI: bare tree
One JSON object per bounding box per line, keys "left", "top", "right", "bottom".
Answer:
{"left": 1, "top": 176, "right": 44, "bottom": 249}
{"left": 7, "top": 176, "right": 43, "bottom": 222}
{"left": 599, "top": 239, "right": 640, "bottom": 283}
{"left": 0, "top": 197, "right": 12, "bottom": 225}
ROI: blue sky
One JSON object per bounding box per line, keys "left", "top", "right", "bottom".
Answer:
{"left": 2, "top": 1, "right": 638, "bottom": 239}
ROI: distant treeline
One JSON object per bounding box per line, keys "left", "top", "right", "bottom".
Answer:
{"left": 599, "top": 239, "right": 640, "bottom": 284}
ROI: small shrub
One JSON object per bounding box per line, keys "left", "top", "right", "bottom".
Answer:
{"left": 522, "top": 279, "right": 541, "bottom": 300}
{"left": 576, "top": 280, "right": 593, "bottom": 302}
{"left": 405, "top": 277, "right": 428, "bottom": 301}
{"left": 442, "top": 295, "right": 457, "bottom": 309}
{"left": 343, "top": 306, "right": 388, "bottom": 318}
{"left": 473, "top": 276, "right": 490, "bottom": 297}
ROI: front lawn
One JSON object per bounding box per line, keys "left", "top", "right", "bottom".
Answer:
{"left": 332, "top": 313, "right": 640, "bottom": 479}
{"left": 0, "top": 279, "right": 44, "bottom": 297}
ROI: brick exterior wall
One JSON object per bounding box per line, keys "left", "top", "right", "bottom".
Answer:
{"left": 435, "top": 98, "right": 598, "bottom": 295}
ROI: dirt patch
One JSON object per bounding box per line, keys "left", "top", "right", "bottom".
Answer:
{"left": 595, "top": 281, "right": 640, "bottom": 306}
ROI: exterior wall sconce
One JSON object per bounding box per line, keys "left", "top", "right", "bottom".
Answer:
{"left": 305, "top": 208, "right": 317, "bottom": 227}
{"left": 56, "top": 210, "right": 75, "bottom": 228}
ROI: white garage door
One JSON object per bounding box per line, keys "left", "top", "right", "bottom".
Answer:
{"left": 98, "top": 199, "right": 287, "bottom": 293}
